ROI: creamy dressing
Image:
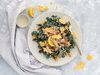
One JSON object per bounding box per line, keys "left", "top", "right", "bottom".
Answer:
{"left": 16, "top": 15, "right": 29, "bottom": 28}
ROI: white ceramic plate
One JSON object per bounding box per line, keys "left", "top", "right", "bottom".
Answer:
{"left": 28, "top": 11, "right": 82, "bottom": 66}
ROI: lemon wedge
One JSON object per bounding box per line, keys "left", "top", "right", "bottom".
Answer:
{"left": 39, "top": 41, "right": 45, "bottom": 47}
{"left": 28, "top": 6, "right": 34, "bottom": 17}
{"left": 48, "top": 37, "right": 54, "bottom": 46}
{"left": 37, "top": 5, "right": 48, "bottom": 12}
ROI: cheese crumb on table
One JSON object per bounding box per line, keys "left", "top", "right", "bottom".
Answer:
{"left": 74, "top": 61, "right": 85, "bottom": 70}
{"left": 87, "top": 54, "right": 93, "bottom": 61}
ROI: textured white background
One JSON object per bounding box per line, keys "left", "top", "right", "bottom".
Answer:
{"left": 0, "top": 0, "right": 100, "bottom": 75}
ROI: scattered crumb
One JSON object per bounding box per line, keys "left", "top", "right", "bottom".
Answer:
{"left": 74, "top": 53, "right": 94, "bottom": 71}
{"left": 37, "top": 4, "right": 48, "bottom": 12}
{"left": 74, "top": 61, "right": 85, "bottom": 70}
{"left": 87, "top": 54, "right": 93, "bottom": 61}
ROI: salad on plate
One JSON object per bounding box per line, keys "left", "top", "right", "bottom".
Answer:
{"left": 31, "top": 15, "right": 75, "bottom": 60}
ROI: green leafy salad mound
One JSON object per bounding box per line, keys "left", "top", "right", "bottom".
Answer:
{"left": 31, "top": 15, "right": 75, "bottom": 60}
